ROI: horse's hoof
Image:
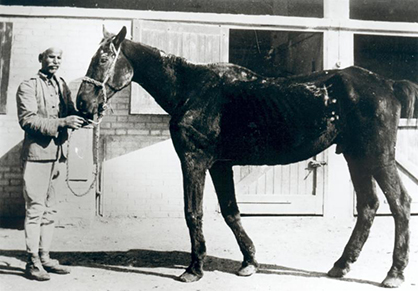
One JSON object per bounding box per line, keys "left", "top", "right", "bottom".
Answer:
{"left": 381, "top": 274, "right": 404, "bottom": 288}
{"left": 178, "top": 271, "right": 203, "bottom": 283}
{"left": 327, "top": 266, "right": 349, "bottom": 278}
{"left": 237, "top": 264, "right": 257, "bottom": 277}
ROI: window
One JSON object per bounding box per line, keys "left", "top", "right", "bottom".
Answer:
{"left": 351, "top": 0, "right": 418, "bottom": 23}
{"left": 355, "top": 34, "right": 418, "bottom": 118}
{"left": 355, "top": 35, "right": 418, "bottom": 83}
{"left": 229, "top": 29, "right": 323, "bottom": 77}
{"left": 2, "top": 0, "right": 324, "bottom": 17}
{"left": 0, "top": 22, "right": 13, "bottom": 114}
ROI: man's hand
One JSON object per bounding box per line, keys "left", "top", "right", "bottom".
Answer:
{"left": 62, "top": 115, "right": 86, "bottom": 129}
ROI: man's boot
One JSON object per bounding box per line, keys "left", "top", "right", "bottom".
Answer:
{"left": 40, "top": 251, "right": 71, "bottom": 275}
{"left": 25, "top": 253, "right": 50, "bottom": 281}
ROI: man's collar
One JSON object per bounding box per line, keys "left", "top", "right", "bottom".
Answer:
{"left": 38, "top": 71, "right": 59, "bottom": 83}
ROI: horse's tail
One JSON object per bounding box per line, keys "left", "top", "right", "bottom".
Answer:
{"left": 393, "top": 80, "right": 418, "bottom": 119}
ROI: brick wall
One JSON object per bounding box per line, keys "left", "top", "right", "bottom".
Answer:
{"left": 99, "top": 87, "right": 171, "bottom": 160}
{"left": 0, "top": 116, "right": 24, "bottom": 221}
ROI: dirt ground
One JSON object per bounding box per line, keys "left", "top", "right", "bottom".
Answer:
{"left": 0, "top": 215, "right": 417, "bottom": 291}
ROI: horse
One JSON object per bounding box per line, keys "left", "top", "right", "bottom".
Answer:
{"left": 76, "top": 26, "right": 418, "bottom": 288}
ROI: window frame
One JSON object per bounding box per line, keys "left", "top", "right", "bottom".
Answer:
{"left": 0, "top": 22, "right": 13, "bottom": 115}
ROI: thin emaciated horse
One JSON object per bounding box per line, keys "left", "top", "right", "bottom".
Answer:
{"left": 76, "top": 26, "right": 418, "bottom": 288}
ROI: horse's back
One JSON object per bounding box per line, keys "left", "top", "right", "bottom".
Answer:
{"left": 215, "top": 67, "right": 342, "bottom": 164}
{"left": 190, "top": 64, "right": 405, "bottom": 164}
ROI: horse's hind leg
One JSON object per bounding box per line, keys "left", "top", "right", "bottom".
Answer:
{"left": 373, "top": 164, "right": 411, "bottom": 288}
{"left": 328, "top": 156, "right": 379, "bottom": 278}
{"left": 209, "top": 161, "right": 258, "bottom": 276}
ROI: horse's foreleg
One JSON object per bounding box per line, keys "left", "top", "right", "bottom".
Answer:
{"left": 374, "top": 164, "right": 411, "bottom": 288}
{"left": 328, "top": 157, "right": 379, "bottom": 278}
{"left": 179, "top": 162, "right": 207, "bottom": 283}
{"left": 209, "top": 161, "right": 258, "bottom": 277}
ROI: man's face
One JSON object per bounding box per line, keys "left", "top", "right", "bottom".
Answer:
{"left": 40, "top": 48, "right": 62, "bottom": 76}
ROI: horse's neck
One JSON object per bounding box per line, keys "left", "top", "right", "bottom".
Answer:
{"left": 122, "top": 40, "right": 184, "bottom": 115}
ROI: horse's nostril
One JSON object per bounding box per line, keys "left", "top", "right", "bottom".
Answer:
{"left": 77, "top": 101, "right": 87, "bottom": 112}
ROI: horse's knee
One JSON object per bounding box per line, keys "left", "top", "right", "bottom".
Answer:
{"left": 369, "top": 196, "right": 380, "bottom": 211}
{"left": 185, "top": 212, "right": 202, "bottom": 223}
{"left": 356, "top": 197, "right": 379, "bottom": 223}
{"left": 404, "top": 192, "right": 412, "bottom": 207}
{"left": 224, "top": 213, "right": 240, "bottom": 226}
{"left": 392, "top": 206, "right": 410, "bottom": 222}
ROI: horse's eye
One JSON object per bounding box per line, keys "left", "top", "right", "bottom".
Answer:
{"left": 100, "top": 57, "right": 109, "bottom": 64}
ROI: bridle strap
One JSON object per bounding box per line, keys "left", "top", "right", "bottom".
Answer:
{"left": 82, "top": 76, "right": 103, "bottom": 87}
{"left": 81, "top": 41, "right": 122, "bottom": 122}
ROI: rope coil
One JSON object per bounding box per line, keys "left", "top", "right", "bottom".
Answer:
{"left": 65, "top": 124, "right": 100, "bottom": 197}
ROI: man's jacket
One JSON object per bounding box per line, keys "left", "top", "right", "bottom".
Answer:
{"left": 16, "top": 72, "right": 77, "bottom": 161}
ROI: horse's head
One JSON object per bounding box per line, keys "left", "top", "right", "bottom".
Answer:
{"left": 76, "top": 26, "right": 133, "bottom": 121}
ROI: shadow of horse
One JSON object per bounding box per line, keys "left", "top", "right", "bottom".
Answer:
{"left": 0, "top": 249, "right": 381, "bottom": 287}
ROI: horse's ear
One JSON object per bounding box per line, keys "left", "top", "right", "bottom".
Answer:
{"left": 112, "top": 26, "right": 127, "bottom": 49}
{"left": 102, "top": 25, "right": 113, "bottom": 39}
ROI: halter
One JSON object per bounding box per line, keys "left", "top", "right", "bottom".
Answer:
{"left": 82, "top": 41, "right": 121, "bottom": 124}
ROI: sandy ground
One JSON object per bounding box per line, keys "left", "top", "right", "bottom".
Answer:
{"left": 0, "top": 215, "right": 417, "bottom": 291}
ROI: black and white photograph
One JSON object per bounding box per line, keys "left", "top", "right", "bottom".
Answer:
{"left": 0, "top": 1, "right": 417, "bottom": 290}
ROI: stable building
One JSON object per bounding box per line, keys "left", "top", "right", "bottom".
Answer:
{"left": 0, "top": 0, "right": 417, "bottom": 224}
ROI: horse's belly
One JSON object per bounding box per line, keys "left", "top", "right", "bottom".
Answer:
{"left": 220, "top": 124, "right": 338, "bottom": 166}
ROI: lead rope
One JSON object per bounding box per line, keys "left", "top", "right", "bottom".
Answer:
{"left": 66, "top": 41, "right": 120, "bottom": 196}
{"left": 66, "top": 123, "right": 100, "bottom": 197}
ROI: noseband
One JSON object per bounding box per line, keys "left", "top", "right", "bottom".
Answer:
{"left": 82, "top": 41, "right": 121, "bottom": 124}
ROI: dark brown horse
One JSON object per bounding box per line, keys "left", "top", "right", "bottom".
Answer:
{"left": 76, "top": 26, "right": 418, "bottom": 288}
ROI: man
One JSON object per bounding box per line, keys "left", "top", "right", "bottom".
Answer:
{"left": 16, "top": 47, "right": 85, "bottom": 281}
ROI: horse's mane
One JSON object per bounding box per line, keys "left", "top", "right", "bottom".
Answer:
{"left": 123, "top": 38, "right": 190, "bottom": 69}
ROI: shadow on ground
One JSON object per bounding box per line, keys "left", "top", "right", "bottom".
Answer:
{"left": 0, "top": 249, "right": 381, "bottom": 287}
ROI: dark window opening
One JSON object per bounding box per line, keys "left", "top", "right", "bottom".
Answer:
{"left": 351, "top": 0, "right": 418, "bottom": 23}
{"left": 355, "top": 35, "right": 418, "bottom": 83}
{"left": 355, "top": 34, "right": 418, "bottom": 118}
{"left": 2, "top": 0, "right": 323, "bottom": 18}
{"left": 0, "top": 22, "right": 13, "bottom": 114}
{"left": 229, "top": 29, "right": 323, "bottom": 78}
